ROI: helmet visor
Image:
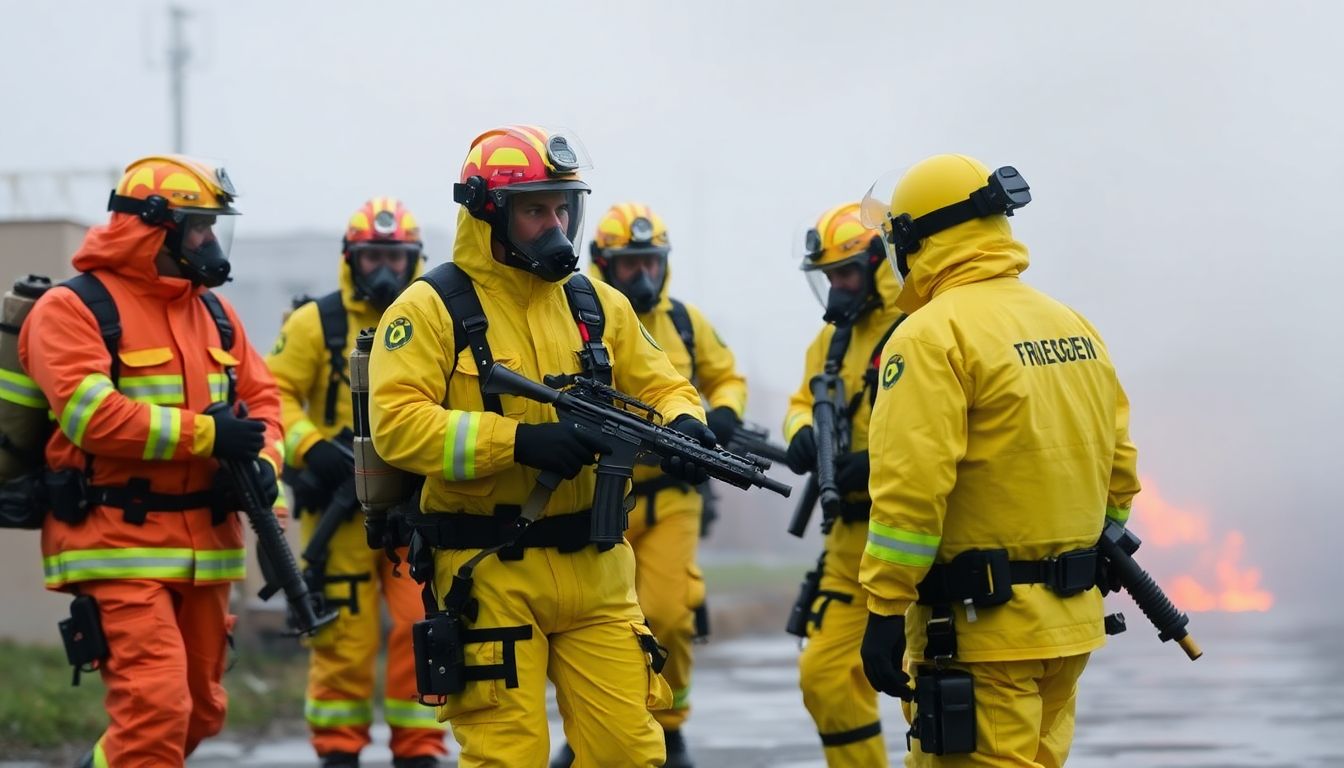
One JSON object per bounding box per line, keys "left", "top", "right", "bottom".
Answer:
{"left": 861, "top": 168, "right": 907, "bottom": 285}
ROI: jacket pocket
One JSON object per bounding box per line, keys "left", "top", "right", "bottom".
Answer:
{"left": 451, "top": 349, "right": 526, "bottom": 420}
{"left": 117, "top": 347, "right": 184, "bottom": 405}
{"left": 632, "top": 621, "right": 674, "bottom": 711}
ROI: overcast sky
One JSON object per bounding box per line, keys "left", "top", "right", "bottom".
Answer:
{"left": 2, "top": 0, "right": 1340, "bottom": 607}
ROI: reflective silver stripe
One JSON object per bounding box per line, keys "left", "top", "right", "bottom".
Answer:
{"left": 866, "top": 530, "right": 939, "bottom": 560}
{"left": 60, "top": 374, "right": 115, "bottom": 447}
{"left": 0, "top": 368, "right": 45, "bottom": 408}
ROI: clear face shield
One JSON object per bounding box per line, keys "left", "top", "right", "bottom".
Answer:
{"left": 172, "top": 211, "right": 238, "bottom": 288}
{"left": 347, "top": 241, "right": 423, "bottom": 309}
{"left": 795, "top": 221, "right": 878, "bottom": 325}
{"left": 604, "top": 246, "right": 668, "bottom": 313}
{"left": 499, "top": 187, "right": 589, "bottom": 282}
{"left": 860, "top": 168, "right": 906, "bottom": 286}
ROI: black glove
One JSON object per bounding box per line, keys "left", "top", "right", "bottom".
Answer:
{"left": 253, "top": 459, "right": 280, "bottom": 509}
{"left": 835, "top": 451, "right": 871, "bottom": 494}
{"left": 303, "top": 440, "right": 353, "bottom": 489}
{"left": 860, "top": 612, "right": 912, "bottom": 699}
{"left": 514, "top": 421, "right": 610, "bottom": 480}
{"left": 662, "top": 415, "right": 715, "bottom": 484}
{"left": 212, "top": 459, "right": 279, "bottom": 511}
{"left": 705, "top": 406, "right": 741, "bottom": 446}
{"left": 210, "top": 407, "right": 266, "bottom": 461}
{"left": 785, "top": 426, "right": 817, "bottom": 475}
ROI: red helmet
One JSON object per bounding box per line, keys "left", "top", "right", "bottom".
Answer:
{"left": 342, "top": 197, "right": 423, "bottom": 310}
{"left": 453, "top": 125, "right": 592, "bottom": 281}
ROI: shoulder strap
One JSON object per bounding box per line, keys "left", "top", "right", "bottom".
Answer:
{"left": 314, "top": 291, "right": 349, "bottom": 426}
{"left": 198, "top": 291, "right": 235, "bottom": 351}
{"left": 61, "top": 273, "right": 123, "bottom": 384}
{"left": 418, "top": 263, "right": 503, "bottom": 414}
{"left": 861, "top": 315, "right": 907, "bottom": 409}
{"left": 562, "top": 275, "right": 611, "bottom": 386}
{"left": 667, "top": 298, "right": 696, "bottom": 379}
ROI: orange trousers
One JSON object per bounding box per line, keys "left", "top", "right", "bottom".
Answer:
{"left": 80, "top": 578, "right": 233, "bottom": 767}
{"left": 302, "top": 514, "right": 447, "bottom": 759}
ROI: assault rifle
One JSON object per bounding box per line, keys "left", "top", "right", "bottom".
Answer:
{"left": 482, "top": 365, "right": 791, "bottom": 544}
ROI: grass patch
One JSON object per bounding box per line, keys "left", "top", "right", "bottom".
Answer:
{"left": 0, "top": 639, "right": 309, "bottom": 757}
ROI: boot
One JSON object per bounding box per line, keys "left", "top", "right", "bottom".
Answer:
{"left": 392, "top": 757, "right": 442, "bottom": 768}
{"left": 548, "top": 742, "right": 575, "bottom": 768}
{"left": 320, "top": 752, "right": 360, "bottom": 768}
{"left": 664, "top": 729, "right": 696, "bottom": 768}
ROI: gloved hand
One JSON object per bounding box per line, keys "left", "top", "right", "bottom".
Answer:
{"left": 785, "top": 426, "right": 817, "bottom": 475}
{"left": 514, "top": 421, "right": 610, "bottom": 480}
{"left": 835, "top": 451, "right": 871, "bottom": 494}
{"left": 303, "top": 439, "right": 353, "bottom": 489}
{"left": 253, "top": 459, "right": 280, "bottom": 509}
{"left": 860, "top": 612, "right": 912, "bottom": 699}
{"left": 662, "top": 414, "right": 714, "bottom": 484}
{"left": 210, "top": 406, "right": 266, "bottom": 461}
{"left": 705, "top": 406, "right": 742, "bottom": 446}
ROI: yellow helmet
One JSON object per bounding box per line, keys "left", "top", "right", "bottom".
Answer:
{"left": 590, "top": 202, "right": 670, "bottom": 313}
{"left": 860, "top": 154, "right": 1030, "bottom": 283}
{"left": 797, "top": 202, "right": 884, "bottom": 324}
{"left": 107, "top": 154, "right": 241, "bottom": 287}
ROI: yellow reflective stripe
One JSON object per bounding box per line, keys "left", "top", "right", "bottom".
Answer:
{"left": 208, "top": 372, "right": 230, "bottom": 403}
{"left": 120, "top": 374, "right": 185, "bottom": 405}
{"left": 305, "top": 697, "right": 373, "bottom": 727}
{"left": 442, "top": 410, "right": 482, "bottom": 481}
{"left": 671, "top": 684, "right": 691, "bottom": 710}
{"left": 42, "top": 547, "right": 195, "bottom": 586}
{"left": 1105, "top": 506, "right": 1130, "bottom": 526}
{"left": 0, "top": 368, "right": 46, "bottom": 409}
{"left": 195, "top": 548, "right": 246, "bottom": 581}
{"left": 59, "top": 373, "right": 115, "bottom": 447}
{"left": 143, "top": 405, "right": 183, "bottom": 460}
{"left": 92, "top": 736, "right": 109, "bottom": 768}
{"left": 285, "top": 420, "right": 317, "bottom": 463}
{"left": 383, "top": 697, "right": 446, "bottom": 729}
{"left": 865, "top": 520, "right": 940, "bottom": 567}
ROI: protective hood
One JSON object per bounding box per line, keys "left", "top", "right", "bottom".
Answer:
{"left": 453, "top": 207, "right": 566, "bottom": 305}
{"left": 894, "top": 213, "right": 1030, "bottom": 314}
{"left": 70, "top": 213, "right": 197, "bottom": 300}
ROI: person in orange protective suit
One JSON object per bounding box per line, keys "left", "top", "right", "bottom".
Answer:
{"left": 19, "top": 154, "right": 287, "bottom": 767}
{"left": 267, "top": 197, "right": 447, "bottom": 767}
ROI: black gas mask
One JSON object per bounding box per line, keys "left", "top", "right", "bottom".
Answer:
{"left": 509, "top": 225, "right": 580, "bottom": 283}
{"left": 347, "top": 243, "right": 419, "bottom": 310}
{"left": 355, "top": 264, "right": 407, "bottom": 310}
{"left": 166, "top": 216, "right": 233, "bottom": 288}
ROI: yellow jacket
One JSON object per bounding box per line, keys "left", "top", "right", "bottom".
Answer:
{"left": 590, "top": 265, "right": 747, "bottom": 487}
{"left": 859, "top": 211, "right": 1141, "bottom": 662}
{"left": 267, "top": 259, "right": 421, "bottom": 464}
{"left": 369, "top": 210, "right": 705, "bottom": 517}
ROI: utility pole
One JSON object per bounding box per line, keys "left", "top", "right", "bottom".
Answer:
{"left": 167, "top": 5, "right": 191, "bottom": 153}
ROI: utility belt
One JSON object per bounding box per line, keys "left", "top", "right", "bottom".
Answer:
{"left": 46, "top": 469, "right": 224, "bottom": 526}
{"left": 407, "top": 506, "right": 619, "bottom": 559}
{"left": 905, "top": 547, "right": 1099, "bottom": 757}
{"left": 916, "top": 547, "right": 1099, "bottom": 607}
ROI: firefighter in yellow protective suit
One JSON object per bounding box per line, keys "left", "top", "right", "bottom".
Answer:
{"left": 267, "top": 198, "right": 447, "bottom": 768}
{"left": 369, "top": 125, "right": 713, "bottom": 768}
{"left": 781, "top": 202, "right": 904, "bottom": 767}
{"left": 543, "top": 203, "right": 747, "bottom": 768}
{"left": 856, "top": 155, "right": 1141, "bottom": 767}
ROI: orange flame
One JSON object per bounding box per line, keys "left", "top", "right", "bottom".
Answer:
{"left": 1130, "top": 476, "right": 1273, "bottom": 612}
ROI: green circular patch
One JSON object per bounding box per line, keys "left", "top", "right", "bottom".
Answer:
{"left": 384, "top": 317, "right": 413, "bottom": 350}
{"left": 881, "top": 353, "right": 905, "bottom": 389}
{"left": 270, "top": 333, "right": 286, "bottom": 355}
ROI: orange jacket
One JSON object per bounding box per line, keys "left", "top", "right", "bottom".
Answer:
{"left": 19, "top": 213, "right": 285, "bottom": 590}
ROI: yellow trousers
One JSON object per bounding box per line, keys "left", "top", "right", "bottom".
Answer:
{"left": 301, "top": 511, "right": 448, "bottom": 759}
{"left": 625, "top": 483, "right": 704, "bottom": 732}
{"left": 904, "top": 653, "right": 1089, "bottom": 768}
{"left": 799, "top": 519, "right": 890, "bottom": 767}
{"left": 433, "top": 538, "right": 672, "bottom": 768}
